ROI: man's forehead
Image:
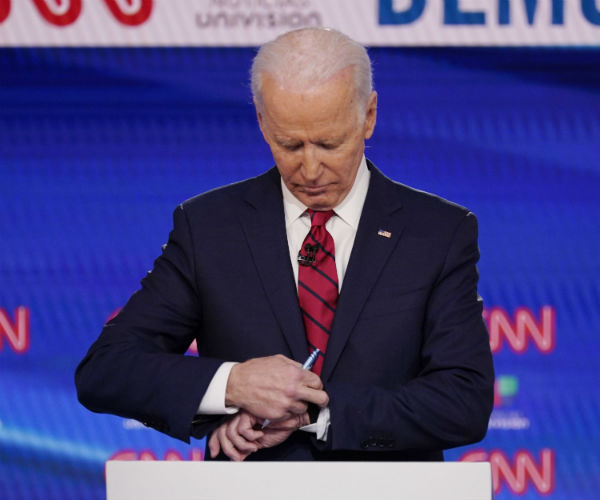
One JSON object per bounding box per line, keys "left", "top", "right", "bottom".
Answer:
{"left": 261, "top": 76, "right": 357, "bottom": 115}
{"left": 265, "top": 66, "right": 355, "bottom": 94}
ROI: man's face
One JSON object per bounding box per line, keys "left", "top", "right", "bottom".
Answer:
{"left": 256, "top": 70, "right": 377, "bottom": 210}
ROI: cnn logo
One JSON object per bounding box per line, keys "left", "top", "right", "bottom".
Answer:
{"left": 462, "top": 448, "right": 554, "bottom": 495}
{"left": 109, "top": 448, "right": 204, "bottom": 461}
{"left": 0, "top": 306, "right": 30, "bottom": 353}
{"left": 484, "top": 306, "right": 555, "bottom": 354}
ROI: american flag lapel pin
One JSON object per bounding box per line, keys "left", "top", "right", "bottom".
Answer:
{"left": 377, "top": 229, "right": 392, "bottom": 239}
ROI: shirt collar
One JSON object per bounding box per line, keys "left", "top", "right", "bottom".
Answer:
{"left": 281, "top": 156, "right": 370, "bottom": 230}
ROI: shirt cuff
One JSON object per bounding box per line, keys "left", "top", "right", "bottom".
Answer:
{"left": 299, "top": 406, "right": 330, "bottom": 441}
{"left": 196, "top": 362, "right": 239, "bottom": 415}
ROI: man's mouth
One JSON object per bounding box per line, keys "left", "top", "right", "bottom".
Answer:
{"left": 298, "top": 185, "right": 330, "bottom": 195}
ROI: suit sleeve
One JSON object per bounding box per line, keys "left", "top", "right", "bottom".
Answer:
{"left": 321, "top": 212, "right": 494, "bottom": 453}
{"left": 75, "top": 204, "right": 225, "bottom": 443}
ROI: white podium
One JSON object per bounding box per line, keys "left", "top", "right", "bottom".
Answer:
{"left": 106, "top": 460, "right": 492, "bottom": 500}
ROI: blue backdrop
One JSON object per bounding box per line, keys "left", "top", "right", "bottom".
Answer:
{"left": 1, "top": 47, "right": 599, "bottom": 499}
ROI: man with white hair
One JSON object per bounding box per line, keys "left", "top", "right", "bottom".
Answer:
{"left": 76, "top": 27, "right": 494, "bottom": 462}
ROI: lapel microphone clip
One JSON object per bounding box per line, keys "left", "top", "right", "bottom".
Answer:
{"left": 297, "top": 243, "right": 318, "bottom": 266}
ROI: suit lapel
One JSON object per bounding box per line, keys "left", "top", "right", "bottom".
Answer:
{"left": 322, "top": 164, "right": 406, "bottom": 381}
{"left": 238, "top": 168, "right": 308, "bottom": 362}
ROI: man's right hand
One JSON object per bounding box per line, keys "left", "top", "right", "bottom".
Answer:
{"left": 225, "top": 354, "right": 329, "bottom": 421}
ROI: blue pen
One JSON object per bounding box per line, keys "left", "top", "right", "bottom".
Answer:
{"left": 300, "top": 348, "right": 321, "bottom": 370}
{"left": 261, "top": 348, "right": 321, "bottom": 428}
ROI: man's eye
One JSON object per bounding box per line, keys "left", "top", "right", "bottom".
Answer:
{"left": 283, "top": 143, "right": 302, "bottom": 151}
{"left": 318, "top": 142, "right": 338, "bottom": 150}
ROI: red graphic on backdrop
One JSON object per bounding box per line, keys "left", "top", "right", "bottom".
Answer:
{"left": 0, "top": 306, "right": 30, "bottom": 354}
{"left": 31, "top": 0, "right": 82, "bottom": 26}
{"left": 102, "top": 0, "right": 153, "bottom": 26}
{"left": 105, "top": 307, "right": 122, "bottom": 324}
{"left": 0, "top": 0, "right": 152, "bottom": 26}
{"left": 187, "top": 339, "right": 198, "bottom": 354}
{"left": 461, "top": 448, "right": 555, "bottom": 495}
{"left": 0, "top": 0, "right": 10, "bottom": 23}
{"left": 109, "top": 448, "right": 204, "bottom": 461}
{"left": 484, "top": 306, "right": 555, "bottom": 354}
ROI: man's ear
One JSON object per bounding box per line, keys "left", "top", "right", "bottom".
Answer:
{"left": 253, "top": 98, "right": 266, "bottom": 140}
{"left": 363, "top": 91, "right": 378, "bottom": 140}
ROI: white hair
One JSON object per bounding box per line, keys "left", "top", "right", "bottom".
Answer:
{"left": 251, "top": 27, "right": 373, "bottom": 113}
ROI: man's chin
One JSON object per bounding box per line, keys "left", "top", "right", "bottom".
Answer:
{"left": 299, "top": 196, "right": 335, "bottom": 211}
{"left": 292, "top": 189, "right": 339, "bottom": 211}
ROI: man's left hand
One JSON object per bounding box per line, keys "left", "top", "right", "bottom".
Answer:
{"left": 208, "top": 411, "right": 309, "bottom": 461}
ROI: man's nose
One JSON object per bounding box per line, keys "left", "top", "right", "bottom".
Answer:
{"left": 301, "top": 146, "right": 322, "bottom": 181}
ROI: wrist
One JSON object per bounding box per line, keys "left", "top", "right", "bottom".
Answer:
{"left": 224, "top": 363, "right": 241, "bottom": 408}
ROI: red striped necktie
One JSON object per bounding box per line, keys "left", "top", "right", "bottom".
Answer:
{"left": 298, "top": 209, "right": 338, "bottom": 376}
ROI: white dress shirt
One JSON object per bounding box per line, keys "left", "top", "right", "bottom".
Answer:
{"left": 197, "top": 157, "right": 371, "bottom": 440}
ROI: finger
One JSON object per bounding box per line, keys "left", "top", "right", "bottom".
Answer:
{"left": 297, "top": 386, "right": 329, "bottom": 407}
{"left": 238, "top": 413, "right": 264, "bottom": 442}
{"left": 300, "top": 371, "right": 324, "bottom": 390}
{"left": 216, "top": 424, "right": 246, "bottom": 462}
{"left": 287, "top": 400, "right": 309, "bottom": 415}
{"left": 226, "top": 417, "right": 259, "bottom": 454}
{"left": 208, "top": 431, "right": 221, "bottom": 458}
{"left": 268, "top": 418, "right": 300, "bottom": 431}
{"left": 268, "top": 410, "right": 310, "bottom": 430}
{"left": 221, "top": 437, "right": 245, "bottom": 461}
{"left": 297, "top": 412, "right": 310, "bottom": 428}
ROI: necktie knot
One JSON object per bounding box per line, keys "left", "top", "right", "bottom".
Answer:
{"left": 307, "top": 209, "right": 335, "bottom": 228}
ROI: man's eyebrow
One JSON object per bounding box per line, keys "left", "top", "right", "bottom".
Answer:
{"left": 318, "top": 136, "right": 342, "bottom": 144}
{"left": 314, "top": 136, "right": 344, "bottom": 147}
{"left": 274, "top": 135, "right": 344, "bottom": 147}
{"left": 275, "top": 136, "right": 302, "bottom": 145}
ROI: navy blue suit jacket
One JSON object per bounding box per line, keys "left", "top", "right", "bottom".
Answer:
{"left": 76, "top": 161, "right": 494, "bottom": 461}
